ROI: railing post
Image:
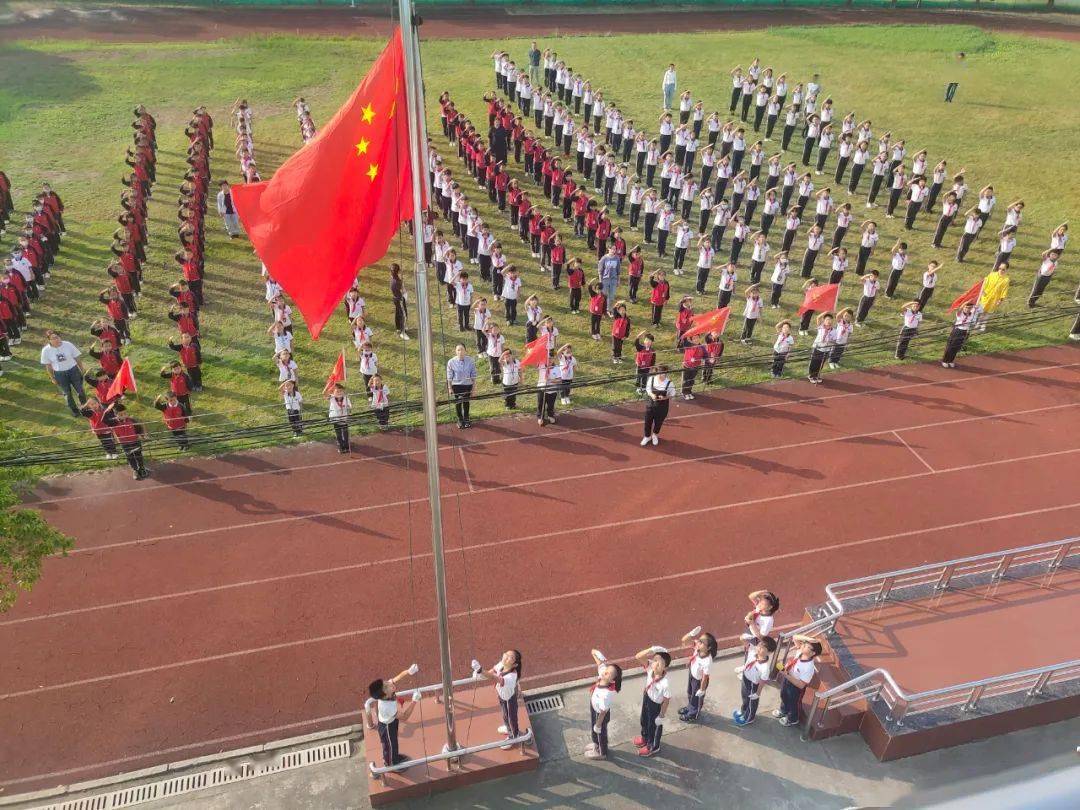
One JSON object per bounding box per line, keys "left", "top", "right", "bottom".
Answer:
{"left": 991, "top": 554, "right": 1014, "bottom": 582}
{"left": 1048, "top": 542, "right": 1072, "bottom": 572}
{"left": 934, "top": 564, "right": 955, "bottom": 592}
{"left": 801, "top": 694, "right": 823, "bottom": 742}
{"left": 1027, "top": 670, "right": 1053, "bottom": 698}
{"left": 875, "top": 576, "right": 895, "bottom": 602}
{"left": 962, "top": 684, "right": 985, "bottom": 712}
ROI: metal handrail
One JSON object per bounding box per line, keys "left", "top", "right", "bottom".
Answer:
{"left": 369, "top": 728, "right": 534, "bottom": 775}
{"left": 769, "top": 537, "right": 1078, "bottom": 670}
{"left": 802, "top": 658, "right": 1080, "bottom": 739}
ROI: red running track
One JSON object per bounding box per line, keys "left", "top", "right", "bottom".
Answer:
{"left": 2, "top": 345, "right": 1079, "bottom": 793}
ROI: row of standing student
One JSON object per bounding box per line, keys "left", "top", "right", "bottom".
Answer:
{"left": 492, "top": 48, "right": 1070, "bottom": 322}
{"left": 1, "top": 181, "right": 65, "bottom": 373}
{"left": 365, "top": 588, "right": 824, "bottom": 769}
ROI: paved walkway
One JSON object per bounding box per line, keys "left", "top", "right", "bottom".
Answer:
{"left": 54, "top": 654, "right": 1080, "bottom": 810}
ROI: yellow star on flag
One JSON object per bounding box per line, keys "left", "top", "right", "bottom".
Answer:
{"left": 355, "top": 137, "right": 370, "bottom": 156}
{"left": 361, "top": 103, "right": 376, "bottom": 124}
{"left": 366, "top": 163, "right": 379, "bottom": 182}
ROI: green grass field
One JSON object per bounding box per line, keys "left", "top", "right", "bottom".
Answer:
{"left": 0, "top": 24, "right": 1078, "bottom": 468}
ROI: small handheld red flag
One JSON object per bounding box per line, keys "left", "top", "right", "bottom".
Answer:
{"left": 681, "top": 307, "right": 731, "bottom": 341}
{"left": 232, "top": 29, "right": 415, "bottom": 339}
{"left": 797, "top": 283, "right": 841, "bottom": 316}
{"left": 949, "top": 279, "right": 984, "bottom": 312}
{"left": 520, "top": 337, "right": 549, "bottom": 367}
{"left": 105, "top": 358, "right": 137, "bottom": 401}
{"left": 322, "top": 349, "right": 348, "bottom": 396}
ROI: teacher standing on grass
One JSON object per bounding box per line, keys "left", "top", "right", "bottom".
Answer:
{"left": 39, "top": 330, "right": 85, "bottom": 416}
{"left": 598, "top": 246, "right": 622, "bottom": 316}
{"left": 662, "top": 63, "right": 677, "bottom": 111}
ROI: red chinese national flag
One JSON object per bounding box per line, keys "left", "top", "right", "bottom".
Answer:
{"left": 681, "top": 307, "right": 731, "bottom": 341}
{"left": 949, "top": 279, "right": 984, "bottom": 312}
{"left": 797, "top": 283, "right": 841, "bottom": 316}
{"left": 520, "top": 337, "right": 549, "bottom": 367}
{"left": 232, "top": 28, "right": 415, "bottom": 339}
{"left": 105, "top": 358, "right": 137, "bottom": 401}
{"left": 322, "top": 349, "right": 348, "bottom": 396}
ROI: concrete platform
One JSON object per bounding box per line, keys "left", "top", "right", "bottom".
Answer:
{"left": 362, "top": 682, "right": 538, "bottom": 806}
{"left": 806, "top": 563, "right": 1080, "bottom": 759}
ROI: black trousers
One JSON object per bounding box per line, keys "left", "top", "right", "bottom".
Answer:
{"left": 332, "top": 421, "right": 349, "bottom": 451}
{"left": 1029, "top": 274, "right": 1052, "bottom": 306}
{"left": 377, "top": 719, "right": 399, "bottom": 767}
{"left": 779, "top": 678, "right": 805, "bottom": 724}
{"left": 741, "top": 317, "right": 758, "bottom": 340}
{"left": 770, "top": 282, "right": 784, "bottom": 306}
{"left": 503, "top": 383, "right": 517, "bottom": 408}
{"left": 918, "top": 285, "right": 935, "bottom": 310}
{"left": 590, "top": 705, "right": 611, "bottom": 756}
{"left": 942, "top": 327, "right": 970, "bottom": 364}
{"left": 956, "top": 231, "right": 977, "bottom": 262}
{"left": 121, "top": 441, "right": 146, "bottom": 474}
{"left": 536, "top": 388, "right": 557, "bottom": 420}
{"left": 895, "top": 326, "right": 918, "bottom": 359}
{"left": 717, "top": 288, "right": 733, "bottom": 310}
{"left": 772, "top": 351, "right": 789, "bottom": 376}
{"left": 451, "top": 384, "right": 473, "bottom": 425}
{"left": 644, "top": 399, "right": 669, "bottom": 436}
{"left": 682, "top": 367, "right": 699, "bottom": 395}
{"left": 933, "top": 215, "right": 953, "bottom": 247}
{"left": 904, "top": 201, "right": 922, "bottom": 229}
{"left": 287, "top": 408, "right": 303, "bottom": 435}
{"left": 856, "top": 294, "right": 875, "bottom": 323}
{"left": 740, "top": 675, "right": 762, "bottom": 721}
{"left": 848, "top": 162, "right": 865, "bottom": 194}
{"left": 569, "top": 287, "right": 582, "bottom": 311}
{"left": 685, "top": 673, "right": 705, "bottom": 718}
{"left": 885, "top": 268, "right": 903, "bottom": 298}
{"left": 500, "top": 695, "right": 520, "bottom": 738}
{"left": 639, "top": 696, "right": 663, "bottom": 751}
{"left": 808, "top": 348, "right": 828, "bottom": 379}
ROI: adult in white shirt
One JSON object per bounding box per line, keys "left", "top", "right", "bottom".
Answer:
{"left": 40, "top": 330, "right": 86, "bottom": 416}
{"left": 662, "top": 63, "right": 677, "bottom": 110}
{"left": 642, "top": 364, "right": 676, "bottom": 446}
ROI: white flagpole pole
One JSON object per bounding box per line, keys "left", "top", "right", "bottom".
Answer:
{"left": 396, "top": 0, "right": 458, "bottom": 753}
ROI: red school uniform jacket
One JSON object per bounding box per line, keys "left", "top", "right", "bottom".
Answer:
{"left": 628, "top": 254, "right": 644, "bottom": 278}
{"left": 705, "top": 337, "right": 725, "bottom": 363}
{"left": 105, "top": 298, "right": 127, "bottom": 322}
{"left": 596, "top": 218, "right": 612, "bottom": 242}
{"left": 612, "top": 315, "right": 631, "bottom": 339}
{"left": 675, "top": 307, "right": 694, "bottom": 336}
{"left": 683, "top": 344, "right": 706, "bottom": 369}
{"left": 649, "top": 280, "right": 670, "bottom": 305}
{"left": 573, "top": 193, "right": 590, "bottom": 217}
{"left": 160, "top": 403, "right": 189, "bottom": 431}
{"left": 588, "top": 293, "right": 607, "bottom": 316}
{"left": 635, "top": 346, "right": 657, "bottom": 369}
{"left": 550, "top": 244, "right": 566, "bottom": 265}
{"left": 567, "top": 267, "right": 585, "bottom": 289}
{"left": 166, "top": 372, "right": 192, "bottom": 397}
{"left": 585, "top": 210, "right": 599, "bottom": 233}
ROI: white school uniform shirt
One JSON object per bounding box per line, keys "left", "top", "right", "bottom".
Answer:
{"left": 818, "top": 130, "right": 833, "bottom": 149}
{"left": 718, "top": 162, "right": 733, "bottom": 182}
{"left": 798, "top": 179, "right": 814, "bottom": 199}
{"left": 493, "top": 663, "right": 519, "bottom": 701}
{"left": 472, "top": 307, "right": 490, "bottom": 331}
{"left": 902, "top": 309, "right": 923, "bottom": 330}
{"left": 1050, "top": 232, "right": 1068, "bottom": 251}
{"left": 526, "top": 304, "right": 543, "bottom": 326}
{"left": 942, "top": 198, "right": 959, "bottom": 219}
{"left": 733, "top": 222, "right": 750, "bottom": 243}
{"left": 444, "top": 259, "right": 462, "bottom": 285}
{"left": 352, "top": 324, "right": 373, "bottom": 348}
{"left": 345, "top": 296, "right": 365, "bottom": 320}
{"left": 999, "top": 234, "right": 1016, "bottom": 254}
{"left": 853, "top": 146, "right": 869, "bottom": 166}
{"left": 697, "top": 245, "right": 714, "bottom": 269}
{"left": 359, "top": 350, "right": 379, "bottom": 376}
{"left": 912, "top": 155, "right": 927, "bottom": 176}
{"left": 719, "top": 266, "right": 737, "bottom": 291}
{"left": 630, "top": 185, "right": 646, "bottom": 205}
{"left": 770, "top": 259, "right": 790, "bottom": 285}
{"left": 871, "top": 157, "right": 887, "bottom": 177}
{"left": 643, "top": 666, "right": 672, "bottom": 705}
{"left": 786, "top": 656, "right": 818, "bottom": 684}
{"left": 831, "top": 255, "right": 847, "bottom": 276}
{"left": 815, "top": 196, "right": 832, "bottom": 217}
{"left": 838, "top": 140, "right": 853, "bottom": 159}
{"left": 807, "top": 231, "right": 825, "bottom": 252}
{"left": 679, "top": 96, "right": 692, "bottom": 115}
{"left": 500, "top": 358, "right": 521, "bottom": 386}
{"left": 733, "top": 135, "right": 746, "bottom": 153}
{"left": 785, "top": 213, "right": 801, "bottom": 232}
{"left": 892, "top": 251, "right": 907, "bottom": 273}
{"left": 368, "top": 696, "right": 402, "bottom": 724}
{"left": 265, "top": 278, "right": 283, "bottom": 302}
{"left": 454, "top": 281, "right": 474, "bottom": 307}
{"left": 806, "top": 121, "right": 820, "bottom": 140}
{"left": 891, "top": 172, "right": 906, "bottom": 191}
{"left": 282, "top": 389, "right": 303, "bottom": 412}
{"left": 773, "top": 333, "right": 795, "bottom": 354}
{"left": 861, "top": 230, "right": 879, "bottom": 249}
{"left": 763, "top": 196, "right": 781, "bottom": 217}
{"left": 370, "top": 385, "right": 389, "bottom": 410}
{"left": 745, "top": 184, "right": 760, "bottom": 202}
{"left": 784, "top": 108, "right": 798, "bottom": 127}
{"left": 273, "top": 303, "right": 293, "bottom": 328}
{"left": 559, "top": 353, "right": 576, "bottom": 380}
{"left": 812, "top": 324, "right": 835, "bottom": 349}
{"left": 542, "top": 326, "right": 560, "bottom": 352}
{"left": 857, "top": 125, "right": 872, "bottom": 143}
{"left": 751, "top": 241, "right": 768, "bottom": 263}
{"left": 485, "top": 332, "right": 505, "bottom": 359}
{"left": 744, "top": 295, "right": 763, "bottom": 319}
{"left": 755, "top": 88, "right": 769, "bottom": 107}
{"left": 276, "top": 358, "right": 298, "bottom": 383}
{"left": 922, "top": 270, "right": 937, "bottom": 289}
{"left": 835, "top": 209, "right": 852, "bottom": 229}
{"left": 833, "top": 320, "right": 852, "bottom": 346}
{"left": 674, "top": 128, "right": 688, "bottom": 148}
{"left": 689, "top": 652, "right": 712, "bottom": 682}
{"left": 862, "top": 276, "right": 880, "bottom": 297}
{"left": 675, "top": 225, "right": 692, "bottom": 250}
{"left": 743, "top": 657, "right": 772, "bottom": 686}
{"left": 502, "top": 275, "right": 521, "bottom": 300}
{"left": 658, "top": 209, "right": 675, "bottom": 231}
{"left": 478, "top": 232, "right": 495, "bottom": 257}
{"left": 273, "top": 331, "right": 293, "bottom": 355}
{"left": 964, "top": 215, "right": 983, "bottom": 236}
{"left": 978, "top": 195, "right": 996, "bottom": 215}
{"left": 1038, "top": 258, "right": 1057, "bottom": 277}
{"left": 591, "top": 667, "right": 618, "bottom": 713}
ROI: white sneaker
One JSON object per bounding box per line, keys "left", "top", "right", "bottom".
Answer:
{"left": 497, "top": 725, "right": 508, "bottom": 734}
{"left": 651, "top": 434, "right": 659, "bottom": 446}
{"left": 641, "top": 436, "right": 651, "bottom": 446}
{"left": 400, "top": 332, "right": 411, "bottom": 340}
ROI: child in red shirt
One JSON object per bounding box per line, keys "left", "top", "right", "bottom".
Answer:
{"left": 634, "top": 331, "right": 657, "bottom": 393}
{"left": 611, "top": 301, "right": 631, "bottom": 363}
{"left": 649, "top": 269, "right": 670, "bottom": 326}
{"left": 154, "top": 391, "right": 191, "bottom": 451}
{"left": 566, "top": 260, "right": 585, "bottom": 313}
{"left": 681, "top": 336, "right": 706, "bottom": 400}
{"left": 703, "top": 330, "right": 725, "bottom": 386}
{"left": 588, "top": 282, "right": 606, "bottom": 340}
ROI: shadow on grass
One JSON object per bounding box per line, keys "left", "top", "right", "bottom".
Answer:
{"left": 0, "top": 44, "right": 100, "bottom": 126}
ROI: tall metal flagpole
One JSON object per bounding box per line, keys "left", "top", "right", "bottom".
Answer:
{"left": 396, "top": 0, "right": 457, "bottom": 752}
